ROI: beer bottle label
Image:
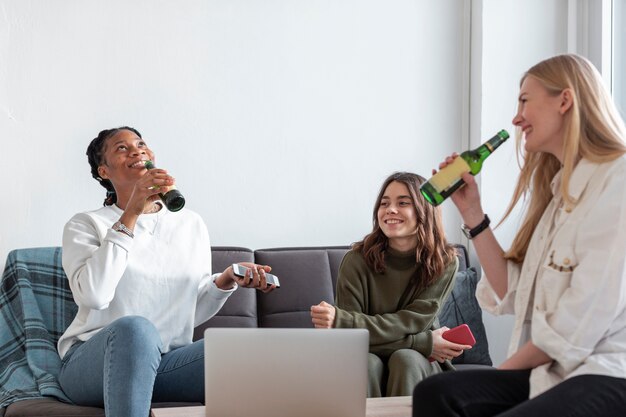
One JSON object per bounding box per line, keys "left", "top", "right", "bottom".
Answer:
{"left": 429, "top": 157, "right": 471, "bottom": 193}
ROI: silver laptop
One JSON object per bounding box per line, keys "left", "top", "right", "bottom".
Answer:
{"left": 204, "top": 328, "right": 369, "bottom": 417}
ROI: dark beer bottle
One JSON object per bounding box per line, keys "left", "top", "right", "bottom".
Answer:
{"left": 144, "top": 160, "right": 186, "bottom": 212}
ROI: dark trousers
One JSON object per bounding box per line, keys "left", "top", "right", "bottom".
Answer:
{"left": 413, "top": 369, "right": 626, "bottom": 417}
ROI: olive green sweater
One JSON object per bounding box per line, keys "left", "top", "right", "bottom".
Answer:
{"left": 334, "top": 248, "right": 458, "bottom": 358}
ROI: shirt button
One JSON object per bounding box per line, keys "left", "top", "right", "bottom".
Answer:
{"left": 565, "top": 207, "right": 572, "bottom": 213}
{"left": 563, "top": 258, "right": 571, "bottom": 265}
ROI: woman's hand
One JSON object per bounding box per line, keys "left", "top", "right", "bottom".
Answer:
{"left": 429, "top": 327, "right": 472, "bottom": 363}
{"left": 310, "top": 301, "right": 336, "bottom": 328}
{"left": 216, "top": 263, "right": 276, "bottom": 293}
{"left": 125, "top": 168, "right": 175, "bottom": 216}
{"left": 434, "top": 154, "right": 485, "bottom": 225}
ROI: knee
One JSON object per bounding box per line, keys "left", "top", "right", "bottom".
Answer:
{"left": 106, "top": 316, "right": 162, "bottom": 353}
{"left": 388, "top": 349, "right": 427, "bottom": 369}
{"left": 413, "top": 372, "right": 451, "bottom": 404}
{"left": 368, "top": 353, "right": 384, "bottom": 376}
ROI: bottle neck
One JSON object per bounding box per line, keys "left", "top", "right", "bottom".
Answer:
{"left": 485, "top": 131, "right": 508, "bottom": 152}
{"left": 474, "top": 131, "right": 509, "bottom": 161}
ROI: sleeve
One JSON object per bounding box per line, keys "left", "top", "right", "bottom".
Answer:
{"left": 334, "top": 253, "right": 458, "bottom": 357}
{"left": 62, "top": 213, "right": 133, "bottom": 310}
{"left": 476, "top": 261, "right": 520, "bottom": 316}
{"left": 193, "top": 219, "right": 236, "bottom": 326}
{"left": 532, "top": 166, "right": 626, "bottom": 373}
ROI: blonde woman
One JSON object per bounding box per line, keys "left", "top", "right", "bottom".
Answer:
{"left": 413, "top": 54, "right": 626, "bottom": 416}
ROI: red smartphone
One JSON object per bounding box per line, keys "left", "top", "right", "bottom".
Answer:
{"left": 442, "top": 324, "right": 476, "bottom": 346}
{"left": 428, "top": 324, "right": 476, "bottom": 362}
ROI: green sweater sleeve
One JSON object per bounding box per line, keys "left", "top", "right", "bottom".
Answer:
{"left": 334, "top": 252, "right": 458, "bottom": 357}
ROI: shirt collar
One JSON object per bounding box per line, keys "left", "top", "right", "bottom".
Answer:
{"left": 550, "top": 158, "right": 600, "bottom": 202}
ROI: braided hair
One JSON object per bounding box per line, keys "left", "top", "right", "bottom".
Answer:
{"left": 86, "top": 126, "right": 142, "bottom": 206}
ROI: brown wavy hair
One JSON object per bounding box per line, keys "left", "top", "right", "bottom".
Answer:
{"left": 353, "top": 172, "right": 456, "bottom": 289}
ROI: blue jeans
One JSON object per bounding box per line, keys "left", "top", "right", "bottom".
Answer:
{"left": 58, "top": 316, "right": 205, "bottom": 417}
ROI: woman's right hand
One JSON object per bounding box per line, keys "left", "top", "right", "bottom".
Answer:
{"left": 429, "top": 327, "right": 472, "bottom": 363}
{"left": 435, "top": 154, "right": 485, "bottom": 225}
{"left": 126, "top": 168, "right": 175, "bottom": 216}
{"left": 310, "top": 301, "right": 336, "bottom": 328}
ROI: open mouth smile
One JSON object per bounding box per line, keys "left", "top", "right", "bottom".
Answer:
{"left": 129, "top": 160, "right": 148, "bottom": 168}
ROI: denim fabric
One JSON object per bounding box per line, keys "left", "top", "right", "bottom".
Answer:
{"left": 59, "top": 316, "right": 205, "bottom": 417}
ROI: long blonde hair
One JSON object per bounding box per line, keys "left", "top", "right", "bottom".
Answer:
{"left": 503, "top": 54, "right": 626, "bottom": 263}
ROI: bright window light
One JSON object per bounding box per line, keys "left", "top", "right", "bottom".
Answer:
{"left": 614, "top": 0, "right": 626, "bottom": 118}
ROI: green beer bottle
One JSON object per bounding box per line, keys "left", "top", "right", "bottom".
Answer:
{"left": 420, "top": 130, "right": 510, "bottom": 206}
{"left": 144, "top": 160, "right": 186, "bottom": 212}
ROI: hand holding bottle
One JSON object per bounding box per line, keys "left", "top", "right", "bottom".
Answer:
{"left": 126, "top": 168, "right": 175, "bottom": 216}
{"left": 420, "top": 130, "right": 509, "bottom": 207}
{"left": 144, "top": 161, "right": 186, "bottom": 211}
{"left": 435, "top": 154, "right": 485, "bottom": 226}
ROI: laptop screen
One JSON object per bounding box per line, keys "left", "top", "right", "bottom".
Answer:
{"left": 204, "top": 328, "right": 368, "bottom": 417}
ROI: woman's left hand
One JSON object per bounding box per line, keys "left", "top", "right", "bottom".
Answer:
{"left": 216, "top": 263, "right": 276, "bottom": 293}
{"left": 429, "top": 327, "right": 471, "bottom": 363}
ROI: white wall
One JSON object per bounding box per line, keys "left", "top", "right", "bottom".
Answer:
{"left": 0, "top": 0, "right": 605, "bottom": 366}
{"left": 0, "top": 0, "right": 468, "bottom": 265}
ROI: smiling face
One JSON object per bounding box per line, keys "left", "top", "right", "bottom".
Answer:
{"left": 97, "top": 129, "right": 155, "bottom": 193}
{"left": 512, "top": 75, "right": 571, "bottom": 161}
{"left": 377, "top": 181, "right": 418, "bottom": 251}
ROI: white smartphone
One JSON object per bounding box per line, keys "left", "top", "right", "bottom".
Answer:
{"left": 231, "top": 263, "right": 280, "bottom": 288}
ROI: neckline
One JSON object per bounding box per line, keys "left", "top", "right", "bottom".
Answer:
{"left": 110, "top": 203, "right": 165, "bottom": 217}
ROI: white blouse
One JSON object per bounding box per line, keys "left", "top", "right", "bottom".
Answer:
{"left": 58, "top": 204, "right": 236, "bottom": 358}
{"left": 477, "top": 156, "right": 626, "bottom": 398}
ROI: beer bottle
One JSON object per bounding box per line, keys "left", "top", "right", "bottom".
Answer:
{"left": 420, "top": 130, "right": 510, "bottom": 206}
{"left": 144, "top": 160, "right": 186, "bottom": 212}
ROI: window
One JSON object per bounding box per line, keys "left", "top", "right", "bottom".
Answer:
{"left": 613, "top": 0, "right": 626, "bottom": 118}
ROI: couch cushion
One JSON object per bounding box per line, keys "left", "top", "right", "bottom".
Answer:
{"left": 254, "top": 248, "right": 345, "bottom": 327}
{"left": 438, "top": 267, "right": 492, "bottom": 366}
{"left": 452, "top": 243, "right": 468, "bottom": 272}
{"left": 4, "top": 398, "right": 104, "bottom": 417}
{"left": 194, "top": 247, "right": 257, "bottom": 340}
{"left": 4, "top": 398, "right": 202, "bottom": 417}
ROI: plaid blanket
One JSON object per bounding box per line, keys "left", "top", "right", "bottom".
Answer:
{"left": 0, "top": 247, "right": 76, "bottom": 409}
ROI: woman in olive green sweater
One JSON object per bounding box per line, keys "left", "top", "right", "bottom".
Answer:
{"left": 311, "top": 172, "right": 472, "bottom": 397}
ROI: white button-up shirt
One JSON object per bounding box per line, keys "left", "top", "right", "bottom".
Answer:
{"left": 477, "top": 156, "right": 626, "bottom": 398}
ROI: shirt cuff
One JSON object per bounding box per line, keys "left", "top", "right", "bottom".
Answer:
{"left": 476, "top": 265, "right": 518, "bottom": 316}
{"left": 103, "top": 229, "right": 133, "bottom": 252}
{"left": 411, "top": 330, "right": 433, "bottom": 357}
{"left": 211, "top": 273, "right": 238, "bottom": 293}
{"left": 333, "top": 307, "right": 354, "bottom": 329}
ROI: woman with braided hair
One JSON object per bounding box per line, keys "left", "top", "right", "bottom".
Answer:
{"left": 57, "top": 126, "right": 276, "bottom": 417}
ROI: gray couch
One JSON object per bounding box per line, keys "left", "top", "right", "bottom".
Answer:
{"left": 0, "top": 244, "right": 487, "bottom": 417}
